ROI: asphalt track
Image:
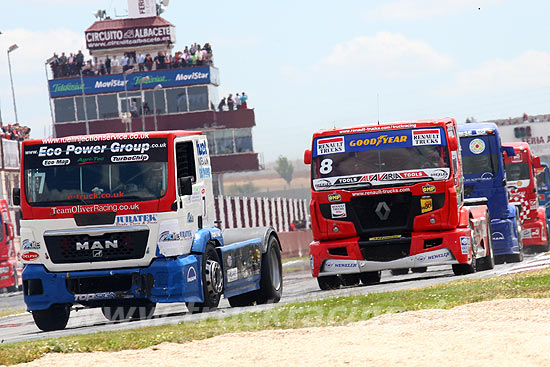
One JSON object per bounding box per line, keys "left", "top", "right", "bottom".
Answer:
{"left": 1, "top": 252, "right": 549, "bottom": 345}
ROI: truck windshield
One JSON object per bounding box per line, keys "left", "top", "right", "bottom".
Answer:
{"left": 312, "top": 128, "right": 450, "bottom": 190}
{"left": 505, "top": 162, "right": 530, "bottom": 181}
{"left": 23, "top": 138, "right": 169, "bottom": 206}
{"left": 462, "top": 154, "right": 499, "bottom": 176}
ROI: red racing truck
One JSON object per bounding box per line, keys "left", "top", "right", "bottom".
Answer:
{"left": 503, "top": 142, "right": 549, "bottom": 252}
{"left": 0, "top": 199, "right": 18, "bottom": 292}
{"left": 304, "top": 118, "right": 494, "bottom": 290}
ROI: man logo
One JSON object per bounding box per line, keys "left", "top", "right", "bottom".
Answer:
{"left": 375, "top": 202, "right": 391, "bottom": 221}
{"left": 93, "top": 249, "right": 103, "bottom": 257}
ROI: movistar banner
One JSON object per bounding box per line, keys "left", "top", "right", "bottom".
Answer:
{"left": 48, "top": 66, "right": 218, "bottom": 98}
{"left": 314, "top": 127, "right": 447, "bottom": 157}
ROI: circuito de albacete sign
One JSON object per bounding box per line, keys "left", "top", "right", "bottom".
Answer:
{"left": 85, "top": 25, "right": 175, "bottom": 50}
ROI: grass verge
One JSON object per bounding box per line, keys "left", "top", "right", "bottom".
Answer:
{"left": 2, "top": 269, "right": 550, "bottom": 365}
{"left": 0, "top": 309, "right": 25, "bottom": 318}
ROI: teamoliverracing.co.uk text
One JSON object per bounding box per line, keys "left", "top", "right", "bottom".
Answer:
{"left": 50, "top": 203, "right": 139, "bottom": 216}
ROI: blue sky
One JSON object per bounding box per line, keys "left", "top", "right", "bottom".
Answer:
{"left": 1, "top": 0, "right": 550, "bottom": 162}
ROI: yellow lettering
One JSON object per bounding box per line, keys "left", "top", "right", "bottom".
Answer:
{"left": 350, "top": 140, "right": 356, "bottom": 147}
{"left": 400, "top": 136, "right": 407, "bottom": 142}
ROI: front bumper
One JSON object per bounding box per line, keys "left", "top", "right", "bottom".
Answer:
{"left": 491, "top": 218, "right": 521, "bottom": 256}
{"left": 310, "top": 229, "right": 470, "bottom": 277}
{"left": 522, "top": 219, "right": 548, "bottom": 247}
{"left": 23, "top": 255, "right": 203, "bottom": 311}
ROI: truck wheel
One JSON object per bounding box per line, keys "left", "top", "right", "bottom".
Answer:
{"left": 32, "top": 304, "right": 71, "bottom": 331}
{"left": 478, "top": 221, "right": 495, "bottom": 271}
{"left": 255, "top": 235, "right": 283, "bottom": 304}
{"left": 359, "top": 271, "right": 381, "bottom": 285}
{"left": 340, "top": 274, "right": 360, "bottom": 287}
{"left": 186, "top": 242, "right": 223, "bottom": 314}
{"left": 6, "top": 267, "right": 18, "bottom": 292}
{"left": 508, "top": 215, "right": 525, "bottom": 263}
{"left": 101, "top": 301, "right": 156, "bottom": 321}
{"left": 390, "top": 269, "right": 409, "bottom": 276}
{"left": 227, "top": 292, "right": 257, "bottom": 307}
{"left": 317, "top": 275, "right": 341, "bottom": 290}
{"left": 411, "top": 267, "right": 428, "bottom": 273}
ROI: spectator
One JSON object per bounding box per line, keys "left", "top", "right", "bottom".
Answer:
{"left": 121, "top": 53, "right": 129, "bottom": 72}
{"left": 241, "top": 92, "right": 248, "bottom": 109}
{"left": 218, "top": 97, "right": 226, "bottom": 111}
{"left": 75, "top": 50, "right": 84, "bottom": 70}
{"left": 141, "top": 101, "right": 151, "bottom": 115}
{"left": 227, "top": 94, "right": 234, "bottom": 110}
{"left": 137, "top": 53, "right": 145, "bottom": 71}
{"left": 112, "top": 55, "right": 121, "bottom": 74}
{"left": 235, "top": 93, "right": 242, "bottom": 110}
{"left": 130, "top": 101, "right": 139, "bottom": 118}
{"left": 145, "top": 54, "right": 154, "bottom": 71}
{"left": 105, "top": 56, "right": 112, "bottom": 74}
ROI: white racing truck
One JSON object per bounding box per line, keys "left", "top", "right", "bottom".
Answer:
{"left": 16, "top": 131, "right": 282, "bottom": 331}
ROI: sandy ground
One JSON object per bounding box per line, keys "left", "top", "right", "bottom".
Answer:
{"left": 12, "top": 298, "right": 550, "bottom": 367}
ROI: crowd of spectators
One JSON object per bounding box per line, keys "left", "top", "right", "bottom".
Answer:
{"left": 49, "top": 42, "right": 214, "bottom": 79}
{"left": 490, "top": 113, "right": 550, "bottom": 126}
{"left": 1, "top": 123, "right": 31, "bottom": 141}
{"left": 218, "top": 93, "right": 248, "bottom": 111}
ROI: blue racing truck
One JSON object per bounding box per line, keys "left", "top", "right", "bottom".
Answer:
{"left": 458, "top": 123, "right": 524, "bottom": 263}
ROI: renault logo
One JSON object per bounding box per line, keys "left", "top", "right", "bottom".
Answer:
{"left": 375, "top": 202, "right": 391, "bottom": 220}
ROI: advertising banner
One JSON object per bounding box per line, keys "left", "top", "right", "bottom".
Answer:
{"left": 127, "top": 0, "right": 156, "bottom": 18}
{"left": 86, "top": 25, "right": 174, "bottom": 50}
{"left": 48, "top": 66, "right": 216, "bottom": 98}
{"left": 2, "top": 139, "right": 20, "bottom": 169}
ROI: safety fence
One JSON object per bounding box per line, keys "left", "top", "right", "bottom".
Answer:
{"left": 214, "top": 196, "right": 309, "bottom": 233}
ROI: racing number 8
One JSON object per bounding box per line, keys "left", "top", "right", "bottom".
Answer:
{"left": 320, "top": 159, "right": 333, "bottom": 175}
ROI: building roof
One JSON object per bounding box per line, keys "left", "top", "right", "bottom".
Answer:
{"left": 86, "top": 16, "right": 174, "bottom": 32}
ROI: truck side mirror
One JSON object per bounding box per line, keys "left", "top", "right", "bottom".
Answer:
{"left": 501, "top": 146, "right": 515, "bottom": 157}
{"left": 304, "top": 149, "right": 312, "bottom": 165}
{"left": 533, "top": 156, "right": 542, "bottom": 169}
{"left": 178, "top": 176, "right": 193, "bottom": 196}
{"left": 448, "top": 136, "right": 458, "bottom": 151}
{"left": 12, "top": 188, "right": 20, "bottom": 206}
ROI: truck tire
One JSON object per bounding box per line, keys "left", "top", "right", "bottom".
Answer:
{"left": 6, "top": 267, "right": 18, "bottom": 292}
{"left": 101, "top": 301, "right": 156, "bottom": 321}
{"left": 411, "top": 267, "right": 428, "bottom": 273}
{"left": 317, "top": 275, "right": 341, "bottom": 290}
{"left": 340, "top": 274, "right": 360, "bottom": 287}
{"left": 186, "top": 242, "right": 223, "bottom": 314}
{"left": 359, "top": 271, "right": 381, "bottom": 285}
{"left": 390, "top": 269, "right": 409, "bottom": 276}
{"left": 478, "top": 221, "right": 495, "bottom": 271}
{"left": 32, "top": 304, "right": 71, "bottom": 331}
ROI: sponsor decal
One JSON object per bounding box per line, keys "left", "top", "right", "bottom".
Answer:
{"left": 417, "top": 255, "right": 426, "bottom": 262}
{"left": 116, "top": 214, "right": 158, "bottom": 226}
{"left": 348, "top": 134, "right": 407, "bottom": 147}
{"left": 38, "top": 142, "right": 151, "bottom": 157}
{"left": 412, "top": 129, "right": 441, "bottom": 146}
{"left": 422, "top": 184, "right": 436, "bottom": 194}
{"left": 427, "top": 252, "right": 451, "bottom": 260}
{"left": 93, "top": 249, "right": 103, "bottom": 257}
{"left": 310, "top": 255, "right": 314, "bottom": 270}
{"left": 517, "top": 181, "right": 522, "bottom": 187}
{"left": 522, "top": 228, "right": 532, "bottom": 239}
{"left": 460, "top": 236, "right": 471, "bottom": 255}
{"left": 85, "top": 25, "right": 172, "bottom": 50}
{"left": 50, "top": 203, "right": 140, "bottom": 216}
{"left": 317, "top": 136, "right": 345, "bottom": 155}
{"left": 328, "top": 193, "right": 342, "bottom": 202}
{"left": 492, "top": 232, "right": 505, "bottom": 241}
{"left": 159, "top": 230, "right": 193, "bottom": 242}
{"left": 42, "top": 158, "right": 70, "bottom": 167}
{"left": 187, "top": 266, "right": 197, "bottom": 283}
{"left": 187, "top": 212, "right": 194, "bottom": 223}
{"left": 22, "top": 252, "right": 39, "bottom": 261}
{"left": 431, "top": 169, "right": 449, "bottom": 180}
{"left": 333, "top": 263, "right": 357, "bottom": 268}
{"left": 481, "top": 172, "right": 494, "bottom": 180}
{"left": 420, "top": 196, "right": 433, "bottom": 213}
{"left": 111, "top": 154, "right": 149, "bottom": 163}
{"left": 199, "top": 167, "right": 211, "bottom": 179}
{"left": 74, "top": 292, "right": 116, "bottom": 302}
{"left": 22, "top": 239, "right": 41, "bottom": 250}
{"left": 76, "top": 240, "right": 118, "bottom": 251}
{"left": 469, "top": 138, "right": 486, "bottom": 154}
{"left": 331, "top": 204, "right": 347, "bottom": 218}
{"left": 370, "top": 234, "right": 401, "bottom": 241}
{"left": 196, "top": 141, "right": 208, "bottom": 156}
{"left": 227, "top": 268, "right": 238, "bottom": 283}
{"left": 375, "top": 201, "right": 391, "bottom": 221}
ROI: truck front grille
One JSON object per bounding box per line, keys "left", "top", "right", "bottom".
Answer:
{"left": 44, "top": 229, "right": 149, "bottom": 264}
{"left": 351, "top": 193, "right": 413, "bottom": 232}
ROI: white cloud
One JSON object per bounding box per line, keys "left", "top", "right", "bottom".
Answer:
{"left": 448, "top": 50, "right": 550, "bottom": 95}
{"left": 364, "top": 0, "right": 503, "bottom": 20}
{"left": 283, "top": 32, "right": 454, "bottom": 81}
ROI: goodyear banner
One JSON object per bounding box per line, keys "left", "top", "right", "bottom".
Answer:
{"left": 48, "top": 66, "right": 218, "bottom": 98}
{"left": 313, "top": 128, "right": 447, "bottom": 157}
